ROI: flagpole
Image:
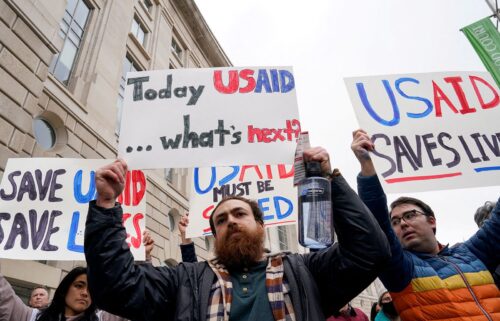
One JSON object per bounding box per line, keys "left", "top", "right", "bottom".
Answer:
{"left": 484, "top": 0, "right": 500, "bottom": 20}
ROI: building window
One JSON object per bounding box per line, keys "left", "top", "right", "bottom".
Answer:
{"left": 277, "top": 226, "right": 288, "bottom": 251}
{"left": 165, "top": 168, "right": 174, "bottom": 183}
{"left": 33, "top": 118, "right": 56, "bottom": 150}
{"left": 171, "top": 37, "right": 183, "bottom": 60}
{"left": 131, "top": 17, "right": 147, "bottom": 46}
{"left": 116, "top": 55, "right": 138, "bottom": 133}
{"left": 49, "top": 0, "right": 90, "bottom": 85}
{"left": 141, "top": 0, "right": 153, "bottom": 12}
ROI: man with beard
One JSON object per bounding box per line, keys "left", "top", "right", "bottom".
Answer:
{"left": 351, "top": 129, "right": 500, "bottom": 321}
{"left": 84, "top": 147, "right": 390, "bottom": 321}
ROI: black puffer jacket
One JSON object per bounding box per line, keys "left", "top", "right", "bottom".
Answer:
{"left": 84, "top": 175, "right": 390, "bottom": 321}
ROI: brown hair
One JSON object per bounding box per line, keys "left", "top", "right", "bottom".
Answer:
{"left": 390, "top": 196, "right": 436, "bottom": 234}
{"left": 209, "top": 196, "right": 264, "bottom": 236}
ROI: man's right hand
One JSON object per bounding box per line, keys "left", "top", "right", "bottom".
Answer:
{"left": 178, "top": 213, "right": 193, "bottom": 245}
{"left": 351, "top": 129, "right": 376, "bottom": 177}
{"left": 95, "top": 159, "right": 128, "bottom": 208}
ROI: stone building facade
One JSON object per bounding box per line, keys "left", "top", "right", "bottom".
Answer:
{"left": 0, "top": 0, "right": 381, "bottom": 313}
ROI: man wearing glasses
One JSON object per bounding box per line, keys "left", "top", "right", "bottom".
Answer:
{"left": 351, "top": 129, "right": 500, "bottom": 321}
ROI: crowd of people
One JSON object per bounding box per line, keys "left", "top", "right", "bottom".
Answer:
{"left": 1, "top": 130, "right": 499, "bottom": 321}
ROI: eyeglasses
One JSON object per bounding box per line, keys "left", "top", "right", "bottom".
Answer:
{"left": 390, "top": 209, "right": 427, "bottom": 227}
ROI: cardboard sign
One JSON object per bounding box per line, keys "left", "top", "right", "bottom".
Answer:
{"left": 345, "top": 71, "right": 500, "bottom": 193}
{"left": 187, "top": 164, "right": 297, "bottom": 237}
{"left": 118, "top": 67, "right": 301, "bottom": 169}
{"left": 0, "top": 158, "right": 146, "bottom": 260}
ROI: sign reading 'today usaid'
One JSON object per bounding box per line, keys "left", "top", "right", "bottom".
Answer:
{"left": 118, "top": 67, "right": 301, "bottom": 169}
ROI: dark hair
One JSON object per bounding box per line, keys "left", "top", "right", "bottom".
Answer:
{"left": 370, "top": 302, "right": 379, "bottom": 321}
{"left": 209, "top": 196, "right": 264, "bottom": 236}
{"left": 36, "top": 267, "right": 98, "bottom": 321}
{"left": 378, "top": 291, "right": 390, "bottom": 306}
{"left": 474, "top": 201, "right": 496, "bottom": 227}
{"left": 390, "top": 196, "right": 436, "bottom": 234}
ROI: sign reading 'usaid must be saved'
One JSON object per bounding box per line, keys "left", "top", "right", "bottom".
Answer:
{"left": 118, "top": 67, "right": 301, "bottom": 170}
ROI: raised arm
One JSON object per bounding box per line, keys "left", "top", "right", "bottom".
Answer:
{"left": 351, "top": 129, "right": 413, "bottom": 292}
{"left": 298, "top": 147, "right": 391, "bottom": 315}
{"left": 85, "top": 160, "right": 179, "bottom": 321}
{"left": 0, "top": 272, "right": 35, "bottom": 321}
{"left": 466, "top": 197, "right": 500, "bottom": 270}
{"left": 178, "top": 213, "right": 198, "bottom": 263}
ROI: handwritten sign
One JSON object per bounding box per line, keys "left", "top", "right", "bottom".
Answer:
{"left": 187, "top": 164, "right": 297, "bottom": 238}
{"left": 345, "top": 71, "right": 500, "bottom": 192}
{"left": 118, "top": 67, "right": 301, "bottom": 169}
{"left": 0, "top": 158, "right": 146, "bottom": 260}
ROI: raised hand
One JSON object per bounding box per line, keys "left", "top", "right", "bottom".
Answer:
{"left": 303, "top": 146, "right": 332, "bottom": 177}
{"left": 95, "top": 159, "right": 128, "bottom": 208}
{"left": 351, "top": 129, "right": 376, "bottom": 176}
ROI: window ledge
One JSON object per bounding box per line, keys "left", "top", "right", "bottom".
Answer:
{"left": 128, "top": 32, "right": 151, "bottom": 61}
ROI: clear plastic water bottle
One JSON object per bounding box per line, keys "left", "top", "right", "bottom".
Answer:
{"left": 298, "top": 161, "right": 333, "bottom": 249}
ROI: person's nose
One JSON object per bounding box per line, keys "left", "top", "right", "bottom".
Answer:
{"left": 81, "top": 287, "right": 89, "bottom": 297}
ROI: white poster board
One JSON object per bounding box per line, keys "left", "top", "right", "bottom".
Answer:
{"left": 345, "top": 71, "right": 500, "bottom": 193}
{"left": 0, "top": 158, "right": 146, "bottom": 260}
{"left": 118, "top": 67, "right": 301, "bottom": 169}
{"left": 187, "top": 164, "right": 297, "bottom": 237}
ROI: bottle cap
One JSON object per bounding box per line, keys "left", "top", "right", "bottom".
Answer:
{"left": 305, "top": 161, "right": 322, "bottom": 177}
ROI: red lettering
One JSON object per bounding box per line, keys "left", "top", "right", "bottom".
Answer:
{"left": 247, "top": 125, "right": 262, "bottom": 143}
{"left": 265, "top": 165, "right": 273, "bottom": 179}
{"left": 278, "top": 164, "right": 294, "bottom": 178}
{"left": 239, "top": 165, "right": 263, "bottom": 182}
{"left": 118, "top": 170, "right": 145, "bottom": 206}
{"left": 132, "top": 170, "right": 146, "bottom": 206}
{"left": 432, "top": 80, "right": 459, "bottom": 117}
{"left": 444, "top": 76, "right": 476, "bottom": 114}
{"left": 130, "top": 213, "right": 144, "bottom": 249}
{"left": 203, "top": 205, "right": 215, "bottom": 219}
{"left": 470, "top": 75, "right": 500, "bottom": 109}
{"left": 238, "top": 69, "right": 256, "bottom": 93}
{"left": 122, "top": 213, "right": 144, "bottom": 249}
{"left": 247, "top": 120, "right": 301, "bottom": 143}
{"left": 213, "top": 70, "right": 238, "bottom": 94}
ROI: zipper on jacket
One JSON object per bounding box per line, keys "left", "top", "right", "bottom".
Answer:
{"left": 439, "top": 256, "right": 493, "bottom": 321}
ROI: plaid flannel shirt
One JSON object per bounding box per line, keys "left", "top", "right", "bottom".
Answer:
{"left": 206, "top": 253, "right": 296, "bottom": 321}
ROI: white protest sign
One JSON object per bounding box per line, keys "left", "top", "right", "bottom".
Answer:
{"left": 0, "top": 158, "right": 146, "bottom": 260}
{"left": 187, "top": 164, "right": 297, "bottom": 238}
{"left": 118, "top": 67, "right": 301, "bottom": 169}
{"left": 345, "top": 71, "right": 500, "bottom": 193}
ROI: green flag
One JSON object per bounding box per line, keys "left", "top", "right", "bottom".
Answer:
{"left": 462, "top": 17, "right": 500, "bottom": 88}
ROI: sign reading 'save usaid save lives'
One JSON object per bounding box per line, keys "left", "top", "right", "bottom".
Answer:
{"left": 345, "top": 71, "right": 500, "bottom": 193}
{"left": 0, "top": 158, "right": 146, "bottom": 260}
{"left": 118, "top": 67, "right": 300, "bottom": 169}
{"left": 187, "top": 164, "right": 297, "bottom": 238}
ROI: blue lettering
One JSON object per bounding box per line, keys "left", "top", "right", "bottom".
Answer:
{"left": 194, "top": 167, "right": 216, "bottom": 194}
{"left": 274, "top": 196, "right": 293, "bottom": 219}
{"left": 395, "top": 77, "right": 433, "bottom": 119}
{"left": 73, "top": 170, "right": 96, "bottom": 203}
{"left": 67, "top": 211, "right": 84, "bottom": 253}
{"left": 258, "top": 197, "right": 273, "bottom": 220}
{"left": 279, "top": 70, "right": 295, "bottom": 93}
{"left": 255, "top": 69, "right": 272, "bottom": 93}
{"left": 356, "top": 80, "right": 400, "bottom": 126}
{"left": 219, "top": 166, "right": 239, "bottom": 186}
{"left": 270, "top": 69, "right": 280, "bottom": 92}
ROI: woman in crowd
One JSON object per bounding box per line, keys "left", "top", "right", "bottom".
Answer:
{"left": 0, "top": 266, "right": 125, "bottom": 321}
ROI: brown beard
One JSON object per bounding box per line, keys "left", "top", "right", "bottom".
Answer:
{"left": 214, "top": 223, "right": 265, "bottom": 270}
